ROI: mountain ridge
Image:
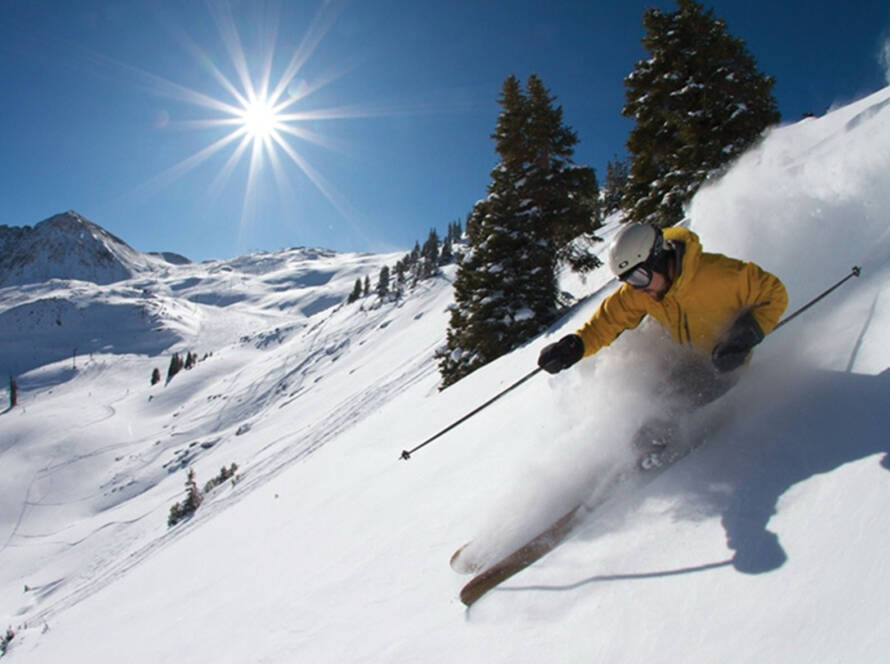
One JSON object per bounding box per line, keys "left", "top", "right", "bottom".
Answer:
{"left": 0, "top": 212, "right": 407, "bottom": 376}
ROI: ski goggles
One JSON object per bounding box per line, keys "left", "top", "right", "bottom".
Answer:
{"left": 619, "top": 263, "right": 654, "bottom": 289}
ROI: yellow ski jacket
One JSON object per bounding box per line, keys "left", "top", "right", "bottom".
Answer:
{"left": 576, "top": 227, "right": 788, "bottom": 359}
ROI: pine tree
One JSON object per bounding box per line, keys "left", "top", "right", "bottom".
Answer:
{"left": 439, "top": 235, "right": 453, "bottom": 265}
{"left": 183, "top": 468, "right": 203, "bottom": 513}
{"left": 603, "top": 156, "right": 630, "bottom": 216}
{"left": 167, "top": 352, "right": 184, "bottom": 381}
{"left": 347, "top": 278, "right": 363, "bottom": 303}
{"left": 523, "top": 74, "right": 601, "bottom": 272}
{"left": 420, "top": 228, "right": 440, "bottom": 277}
{"left": 447, "top": 219, "right": 463, "bottom": 246}
{"left": 376, "top": 265, "right": 390, "bottom": 297}
{"left": 437, "top": 75, "right": 599, "bottom": 387}
{"left": 167, "top": 468, "right": 203, "bottom": 527}
{"left": 622, "top": 0, "right": 780, "bottom": 226}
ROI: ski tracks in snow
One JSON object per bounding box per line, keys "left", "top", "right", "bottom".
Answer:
{"left": 20, "top": 286, "right": 447, "bottom": 625}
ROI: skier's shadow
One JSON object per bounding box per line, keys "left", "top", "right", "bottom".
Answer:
{"left": 688, "top": 365, "right": 890, "bottom": 575}
{"left": 507, "top": 366, "right": 890, "bottom": 596}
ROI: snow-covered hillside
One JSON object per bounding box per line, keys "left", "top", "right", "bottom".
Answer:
{"left": 1, "top": 86, "right": 890, "bottom": 663}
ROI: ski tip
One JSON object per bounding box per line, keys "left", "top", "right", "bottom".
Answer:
{"left": 449, "top": 544, "right": 466, "bottom": 570}
{"left": 459, "top": 585, "right": 482, "bottom": 607}
{"left": 460, "top": 573, "right": 497, "bottom": 607}
{"left": 450, "top": 542, "right": 484, "bottom": 575}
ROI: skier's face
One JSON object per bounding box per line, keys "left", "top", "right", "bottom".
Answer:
{"left": 641, "top": 270, "right": 671, "bottom": 301}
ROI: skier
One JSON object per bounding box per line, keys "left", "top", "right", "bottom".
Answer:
{"left": 455, "top": 225, "right": 795, "bottom": 605}
{"left": 537, "top": 223, "right": 788, "bottom": 465}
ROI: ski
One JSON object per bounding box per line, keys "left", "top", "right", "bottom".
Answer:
{"left": 457, "top": 422, "right": 716, "bottom": 607}
{"left": 457, "top": 479, "right": 628, "bottom": 607}
{"left": 459, "top": 503, "right": 584, "bottom": 606}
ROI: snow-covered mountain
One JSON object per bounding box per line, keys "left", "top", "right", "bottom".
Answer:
{"left": 0, "top": 211, "right": 164, "bottom": 288}
{"left": 1, "top": 86, "right": 890, "bottom": 663}
{"left": 0, "top": 225, "right": 402, "bottom": 376}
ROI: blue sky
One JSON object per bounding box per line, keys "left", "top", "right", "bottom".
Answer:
{"left": 1, "top": 1, "right": 888, "bottom": 262}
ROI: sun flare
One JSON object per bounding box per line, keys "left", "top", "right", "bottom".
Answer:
{"left": 141, "top": 1, "right": 373, "bottom": 241}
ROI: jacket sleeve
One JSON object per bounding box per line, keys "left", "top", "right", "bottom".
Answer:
{"left": 575, "top": 286, "right": 648, "bottom": 358}
{"left": 743, "top": 262, "right": 788, "bottom": 335}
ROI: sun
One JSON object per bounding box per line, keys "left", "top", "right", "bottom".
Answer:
{"left": 139, "top": 1, "right": 376, "bottom": 241}
{"left": 241, "top": 96, "right": 279, "bottom": 141}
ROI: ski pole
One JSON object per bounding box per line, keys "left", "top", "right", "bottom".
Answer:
{"left": 400, "top": 367, "right": 542, "bottom": 460}
{"left": 401, "top": 266, "right": 861, "bottom": 461}
{"left": 773, "top": 265, "right": 861, "bottom": 331}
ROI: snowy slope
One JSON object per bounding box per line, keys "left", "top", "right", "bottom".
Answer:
{"left": 1, "top": 86, "right": 890, "bottom": 663}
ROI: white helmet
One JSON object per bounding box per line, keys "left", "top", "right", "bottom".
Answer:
{"left": 607, "top": 223, "right": 662, "bottom": 277}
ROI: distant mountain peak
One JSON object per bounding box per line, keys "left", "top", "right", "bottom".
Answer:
{"left": 0, "top": 211, "right": 155, "bottom": 287}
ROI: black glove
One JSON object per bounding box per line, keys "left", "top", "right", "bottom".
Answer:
{"left": 712, "top": 310, "right": 765, "bottom": 373}
{"left": 538, "top": 334, "right": 585, "bottom": 374}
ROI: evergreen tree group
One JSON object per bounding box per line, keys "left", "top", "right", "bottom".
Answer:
{"left": 1, "top": 627, "right": 13, "bottom": 655}
{"left": 346, "top": 221, "right": 463, "bottom": 305}
{"left": 202, "top": 463, "right": 239, "bottom": 494}
{"left": 433, "top": 1, "right": 782, "bottom": 387}
{"left": 438, "top": 74, "right": 601, "bottom": 387}
{"left": 621, "top": 0, "right": 779, "bottom": 226}
{"left": 345, "top": 1, "right": 782, "bottom": 389}
{"left": 166, "top": 464, "right": 238, "bottom": 528}
{"left": 159, "top": 350, "right": 200, "bottom": 385}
